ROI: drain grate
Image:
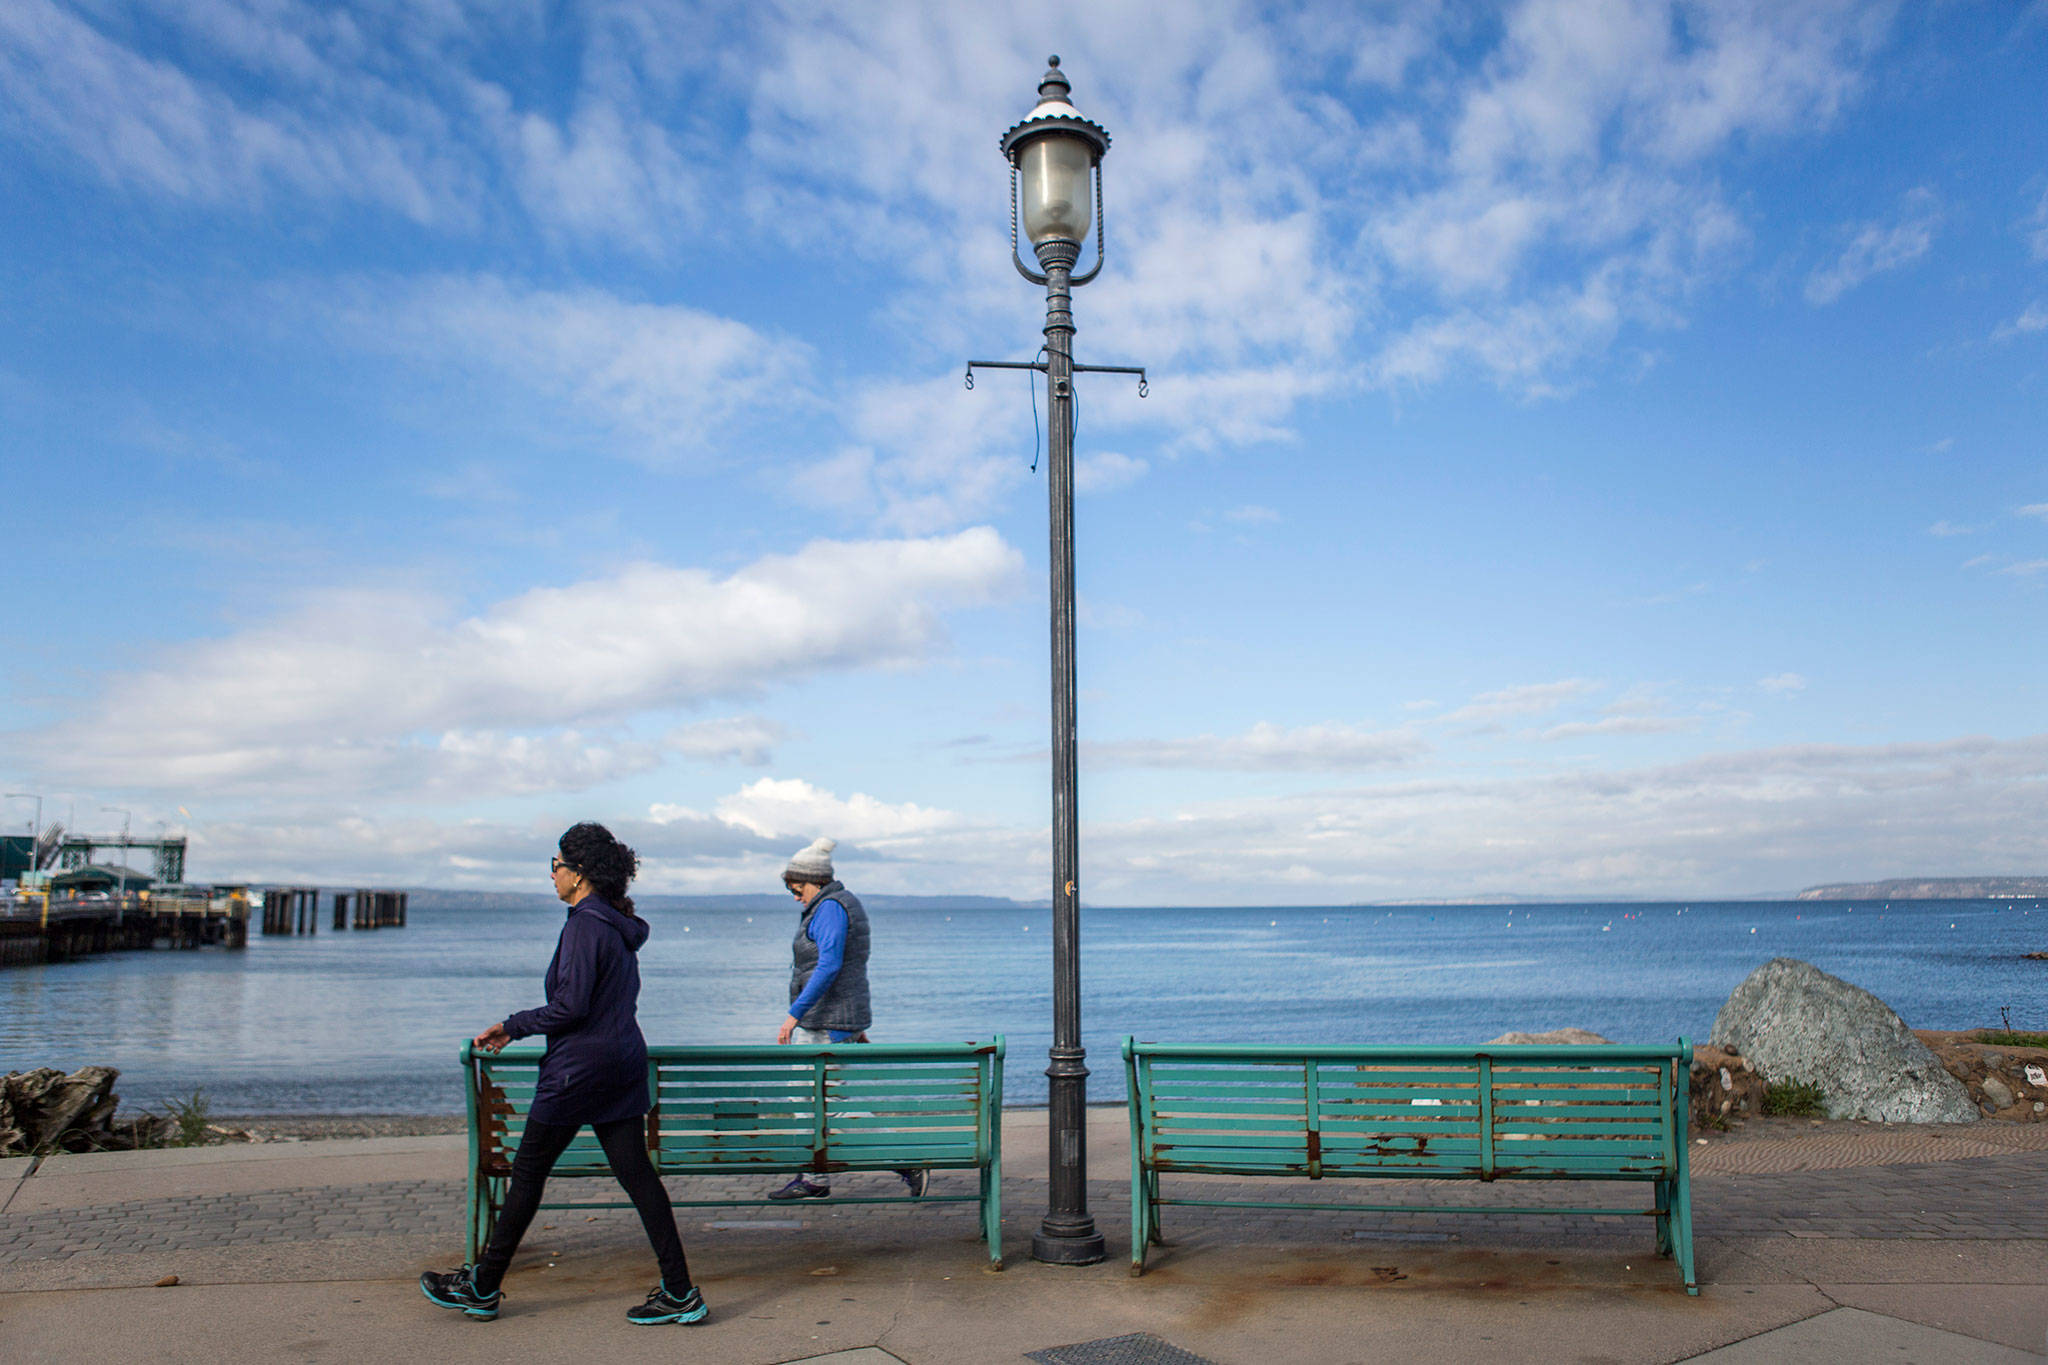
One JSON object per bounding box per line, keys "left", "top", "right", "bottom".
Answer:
{"left": 1026, "top": 1333, "right": 1219, "bottom": 1365}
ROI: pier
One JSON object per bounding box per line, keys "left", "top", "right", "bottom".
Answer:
{"left": 0, "top": 889, "right": 249, "bottom": 966}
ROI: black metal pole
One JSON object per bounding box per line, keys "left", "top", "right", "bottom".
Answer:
{"left": 1031, "top": 236, "right": 1106, "bottom": 1265}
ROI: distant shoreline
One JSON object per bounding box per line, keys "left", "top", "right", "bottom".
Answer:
{"left": 1797, "top": 877, "right": 2048, "bottom": 901}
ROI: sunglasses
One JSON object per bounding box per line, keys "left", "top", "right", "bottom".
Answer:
{"left": 551, "top": 857, "right": 576, "bottom": 875}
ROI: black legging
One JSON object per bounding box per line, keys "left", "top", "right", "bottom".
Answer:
{"left": 474, "top": 1115, "right": 691, "bottom": 1296}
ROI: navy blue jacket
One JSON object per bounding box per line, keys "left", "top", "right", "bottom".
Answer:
{"left": 502, "top": 896, "right": 651, "bottom": 1127}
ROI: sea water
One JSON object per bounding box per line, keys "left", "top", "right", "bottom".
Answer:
{"left": 2, "top": 899, "right": 2041, "bottom": 1113}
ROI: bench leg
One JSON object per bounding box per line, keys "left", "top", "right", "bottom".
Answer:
{"left": 1654, "top": 1179, "right": 1672, "bottom": 1258}
{"left": 1146, "top": 1170, "right": 1164, "bottom": 1245}
{"left": 1672, "top": 1177, "right": 1698, "bottom": 1295}
{"left": 981, "top": 1161, "right": 1003, "bottom": 1270}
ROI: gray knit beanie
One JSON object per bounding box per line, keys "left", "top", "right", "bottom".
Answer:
{"left": 783, "top": 836, "right": 836, "bottom": 884}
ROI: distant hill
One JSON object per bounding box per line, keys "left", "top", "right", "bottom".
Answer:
{"left": 1797, "top": 876, "right": 2048, "bottom": 901}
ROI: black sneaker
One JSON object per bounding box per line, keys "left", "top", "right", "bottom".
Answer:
{"left": 768, "top": 1175, "right": 831, "bottom": 1200}
{"left": 897, "top": 1167, "right": 929, "bottom": 1197}
{"left": 420, "top": 1265, "right": 501, "bottom": 1320}
{"left": 627, "top": 1282, "right": 708, "bottom": 1325}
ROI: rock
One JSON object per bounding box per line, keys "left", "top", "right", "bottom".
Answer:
{"left": 0, "top": 1067, "right": 124, "bottom": 1154}
{"left": 1711, "top": 959, "right": 1978, "bottom": 1123}
{"left": 1688, "top": 1043, "right": 1766, "bottom": 1127}
{"left": 1980, "top": 1074, "right": 2015, "bottom": 1110}
{"left": 1486, "top": 1028, "right": 1612, "bottom": 1045}
{"left": 154, "top": 1275, "right": 179, "bottom": 1287}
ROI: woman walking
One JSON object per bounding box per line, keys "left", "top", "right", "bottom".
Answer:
{"left": 421, "top": 822, "right": 705, "bottom": 1325}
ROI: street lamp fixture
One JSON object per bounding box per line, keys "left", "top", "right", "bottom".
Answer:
{"left": 967, "top": 56, "right": 1147, "bottom": 1268}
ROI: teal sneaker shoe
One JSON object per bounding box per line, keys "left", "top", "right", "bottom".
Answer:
{"left": 627, "top": 1282, "right": 708, "bottom": 1325}
{"left": 420, "top": 1265, "right": 501, "bottom": 1320}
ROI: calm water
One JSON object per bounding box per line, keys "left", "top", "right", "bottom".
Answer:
{"left": 3, "top": 899, "right": 2042, "bottom": 1114}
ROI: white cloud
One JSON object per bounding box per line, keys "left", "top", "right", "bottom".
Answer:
{"left": 1049, "top": 732, "right": 2048, "bottom": 903}
{"left": 1366, "top": 0, "right": 1884, "bottom": 390}
{"left": 1074, "top": 451, "right": 1149, "bottom": 495}
{"left": 1224, "top": 504, "right": 1282, "bottom": 525}
{"left": 22, "top": 528, "right": 1022, "bottom": 793}
{"left": 1928, "top": 520, "right": 1974, "bottom": 537}
{"left": 1088, "top": 721, "right": 1428, "bottom": 773}
{"left": 1804, "top": 187, "right": 1941, "bottom": 305}
{"left": 2018, "top": 504, "right": 2048, "bottom": 522}
{"left": 0, "top": 0, "right": 475, "bottom": 222}
{"left": 161, "top": 730, "right": 2048, "bottom": 902}
{"left": 343, "top": 275, "right": 814, "bottom": 464}
{"left": 1757, "top": 673, "right": 1809, "bottom": 694}
{"left": 665, "top": 716, "right": 789, "bottom": 767}
{"left": 1540, "top": 714, "right": 1692, "bottom": 741}
{"left": 1997, "top": 559, "right": 2048, "bottom": 578}
{"left": 707, "top": 777, "right": 966, "bottom": 843}
{"left": 2026, "top": 186, "right": 2048, "bottom": 261}
{"left": 1435, "top": 679, "right": 1601, "bottom": 728}
{"left": 1992, "top": 302, "right": 2048, "bottom": 342}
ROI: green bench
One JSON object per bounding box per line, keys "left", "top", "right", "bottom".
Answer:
{"left": 1123, "top": 1038, "right": 1696, "bottom": 1292}
{"left": 463, "top": 1038, "right": 1006, "bottom": 1268}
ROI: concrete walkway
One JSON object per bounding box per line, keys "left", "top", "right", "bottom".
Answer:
{"left": 2, "top": 1111, "right": 2043, "bottom": 1363}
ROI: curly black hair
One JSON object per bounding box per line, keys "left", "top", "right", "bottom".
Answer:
{"left": 557, "top": 821, "right": 640, "bottom": 917}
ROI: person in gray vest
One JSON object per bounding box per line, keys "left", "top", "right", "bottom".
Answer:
{"left": 767, "top": 836, "right": 927, "bottom": 1200}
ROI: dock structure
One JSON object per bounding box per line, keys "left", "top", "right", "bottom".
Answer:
{"left": 346, "top": 888, "right": 407, "bottom": 930}
{"left": 260, "top": 886, "right": 321, "bottom": 935}
{"left": 0, "top": 889, "right": 249, "bottom": 966}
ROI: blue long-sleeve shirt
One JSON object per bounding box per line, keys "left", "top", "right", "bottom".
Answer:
{"left": 787, "top": 897, "right": 847, "bottom": 1020}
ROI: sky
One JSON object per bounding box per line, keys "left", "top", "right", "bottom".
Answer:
{"left": 2, "top": 0, "right": 2045, "bottom": 904}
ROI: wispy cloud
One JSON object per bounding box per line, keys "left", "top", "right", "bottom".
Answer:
{"left": 2018, "top": 504, "right": 2048, "bottom": 523}
{"left": 1075, "top": 451, "right": 1149, "bottom": 495}
{"left": 1992, "top": 301, "right": 2048, "bottom": 342}
{"left": 1436, "top": 680, "right": 1601, "bottom": 729}
{"left": 1757, "top": 673, "right": 1808, "bottom": 694}
{"left": 1087, "top": 722, "right": 1428, "bottom": 773}
{"left": 0, "top": 0, "right": 478, "bottom": 223}
{"left": 2026, "top": 186, "right": 2048, "bottom": 262}
{"left": 336, "top": 274, "right": 814, "bottom": 466}
{"left": 1224, "top": 504, "right": 1281, "bottom": 525}
{"left": 1928, "top": 520, "right": 1975, "bottom": 536}
{"left": 1804, "top": 187, "right": 1941, "bottom": 305}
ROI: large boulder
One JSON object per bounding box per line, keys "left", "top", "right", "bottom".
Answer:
{"left": 1486, "top": 1028, "right": 1612, "bottom": 1045}
{"left": 1711, "top": 959, "right": 1978, "bottom": 1123}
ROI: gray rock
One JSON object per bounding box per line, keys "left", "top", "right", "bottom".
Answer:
{"left": 1711, "top": 959, "right": 1978, "bottom": 1124}
{"left": 1485, "top": 1028, "right": 1613, "bottom": 1046}
{"left": 1980, "top": 1074, "right": 2014, "bottom": 1110}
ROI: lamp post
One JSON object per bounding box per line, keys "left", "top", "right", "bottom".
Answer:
{"left": 967, "top": 56, "right": 1146, "bottom": 1267}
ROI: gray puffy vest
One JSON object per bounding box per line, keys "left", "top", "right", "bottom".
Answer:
{"left": 789, "top": 881, "right": 872, "bottom": 1033}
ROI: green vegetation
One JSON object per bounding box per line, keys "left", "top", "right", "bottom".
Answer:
{"left": 1982, "top": 1006, "right": 2048, "bottom": 1048}
{"left": 160, "top": 1088, "right": 212, "bottom": 1147}
{"left": 1761, "top": 1080, "right": 1828, "bottom": 1118}
{"left": 1978, "top": 1031, "right": 2048, "bottom": 1049}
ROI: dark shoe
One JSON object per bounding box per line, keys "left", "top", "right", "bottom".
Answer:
{"left": 627, "top": 1282, "right": 708, "bottom": 1325}
{"left": 420, "top": 1265, "right": 501, "bottom": 1320}
{"left": 768, "top": 1175, "right": 831, "bottom": 1200}
{"left": 897, "top": 1167, "right": 929, "bottom": 1197}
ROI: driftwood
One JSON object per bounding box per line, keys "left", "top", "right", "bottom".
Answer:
{"left": 0, "top": 1067, "right": 173, "bottom": 1154}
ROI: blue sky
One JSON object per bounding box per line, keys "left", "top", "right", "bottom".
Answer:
{"left": 3, "top": 0, "right": 2045, "bottom": 902}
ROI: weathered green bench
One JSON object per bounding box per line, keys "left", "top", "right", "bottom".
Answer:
{"left": 1123, "top": 1038, "right": 1696, "bottom": 1292}
{"left": 463, "top": 1038, "right": 1005, "bottom": 1268}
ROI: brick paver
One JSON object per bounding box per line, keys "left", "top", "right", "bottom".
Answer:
{"left": 2, "top": 1151, "right": 2042, "bottom": 1266}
